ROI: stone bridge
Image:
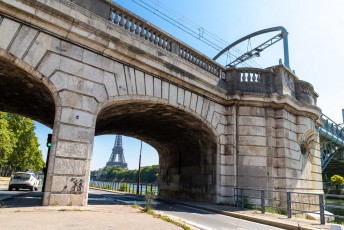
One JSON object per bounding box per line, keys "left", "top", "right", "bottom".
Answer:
{"left": 0, "top": 0, "right": 323, "bottom": 206}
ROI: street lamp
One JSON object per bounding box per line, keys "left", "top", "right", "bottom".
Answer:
{"left": 136, "top": 140, "right": 142, "bottom": 194}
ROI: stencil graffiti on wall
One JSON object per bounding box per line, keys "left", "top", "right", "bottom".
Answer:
{"left": 70, "top": 178, "right": 84, "bottom": 194}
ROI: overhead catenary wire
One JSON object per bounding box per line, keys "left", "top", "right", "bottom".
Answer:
{"left": 115, "top": 0, "right": 261, "bottom": 68}
{"left": 124, "top": 0, "right": 261, "bottom": 68}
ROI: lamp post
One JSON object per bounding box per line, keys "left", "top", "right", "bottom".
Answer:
{"left": 136, "top": 140, "right": 142, "bottom": 194}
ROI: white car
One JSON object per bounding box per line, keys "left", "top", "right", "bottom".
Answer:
{"left": 8, "top": 172, "right": 39, "bottom": 191}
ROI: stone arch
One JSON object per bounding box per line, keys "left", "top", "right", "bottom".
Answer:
{"left": 95, "top": 95, "right": 221, "bottom": 202}
{"left": 0, "top": 48, "right": 58, "bottom": 127}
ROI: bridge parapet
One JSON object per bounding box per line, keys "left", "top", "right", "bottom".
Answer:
{"left": 224, "top": 67, "right": 275, "bottom": 94}
{"left": 69, "top": 0, "right": 225, "bottom": 78}
{"left": 224, "top": 65, "right": 318, "bottom": 106}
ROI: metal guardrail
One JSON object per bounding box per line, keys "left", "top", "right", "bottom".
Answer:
{"left": 89, "top": 180, "right": 158, "bottom": 195}
{"left": 235, "top": 188, "right": 344, "bottom": 225}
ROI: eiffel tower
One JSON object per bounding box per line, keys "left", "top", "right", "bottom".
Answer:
{"left": 106, "top": 135, "right": 128, "bottom": 169}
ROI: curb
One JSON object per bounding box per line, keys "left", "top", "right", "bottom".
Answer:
{"left": 90, "top": 187, "right": 329, "bottom": 230}
{"left": 92, "top": 188, "right": 332, "bottom": 230}
{"left": 157, "top": 198, "right": 329, "bottom": 230}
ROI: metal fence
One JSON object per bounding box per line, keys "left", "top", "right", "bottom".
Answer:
{"left": 234, "top": 188, "right": 344, "bottom": 225}
{"left": 89, "top": 180, "right": 158, "bottom": 195}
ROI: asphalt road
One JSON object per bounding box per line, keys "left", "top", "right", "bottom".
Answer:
{"left": 0, "top": 188, "right": 283, "bottom": 229}
{"left": 90, "top": 189, "right": 283, "bottom": 230}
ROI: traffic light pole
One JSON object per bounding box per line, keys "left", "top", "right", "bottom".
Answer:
{"left": 42, "top": 134, "right": 52, "bottom": 193}
{"left": 42, "top": 146, "right": 51, "bottom": 192}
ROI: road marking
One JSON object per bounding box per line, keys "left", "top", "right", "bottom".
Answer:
{"left": 12, "top": 196, "right": 41, "bottom": 199}
{"left": 88, "top": 197, "right": 112, "bottom": 201}
{"left": 157, "top": 211, "right": 213, "bottom": 230}
{"left": 174, "top": 204, "right": 215, "bottom": 214}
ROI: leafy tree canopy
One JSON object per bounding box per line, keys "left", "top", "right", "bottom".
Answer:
{"left": 331, "top": 174, "right": 344, "bottom": 189}
{"left": 0, "top": 112, "right": 44, "bottom": 172}
{"left": 93, "top": 165, "right": 159, "bottom": 183}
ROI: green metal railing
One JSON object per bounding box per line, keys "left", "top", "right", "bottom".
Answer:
{"left": 89, "top": 180, "right": 158, "bottom": 195}
{"left": 235, "top": 187, "right": 344, "bottom": 225}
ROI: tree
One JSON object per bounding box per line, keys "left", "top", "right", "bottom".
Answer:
{"left": 95, "top": 165, "right": 159, "bottom": 183}
{"left": 0, "top": 112, "right": 15, "bottom": 165}
{"left": 330, "top": 175, "right": 344, "bottom": 189}
{"left": 0, "top": 112, "right": 44, "bottom": 172}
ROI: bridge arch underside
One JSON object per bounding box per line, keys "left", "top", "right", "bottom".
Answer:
{"left": 96, "top": 99, "right": 218, "bottom": 202}
{"left": 0, "top": 57, "right": 55, "bottom": 127}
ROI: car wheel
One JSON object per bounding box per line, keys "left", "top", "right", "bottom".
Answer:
{"left": 8, "top": 187, "right": 12, "bottom": 191}
{"left": 15, "top": 188, "right": 19, "bottom": 191}
{"left": 34, "top": 187, "right": 38, "bottom": 191}
{"left": 30, "top": 186, "right": 33, "bottom": 191}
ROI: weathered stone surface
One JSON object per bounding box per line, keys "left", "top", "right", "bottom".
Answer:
{"left": 177, "top": 87, "right": 184, "bottom": 105}
{"left": 59, "top": 91, "right": 99, "bottom": 113}
{"left": 168, "top": 84, "right": 177, "bottom": 105}
{"left": 55, "top": 141, "right": 89, "bottom": 159}
{"left": 103, "top": 71, "right": 118, "bottom": 97}
{"left": 0, "top": 18, "right": 20, "bottom": 50}
{"left": 124, "top": 66, "right": 136, "bottom": 94}
{"left": 24, "top": 32, "right": 53, "bottom": 67}
{"left": 61, "top": 108, "right": 94, "bottom": 128}
{"left": 37, "top": 52, "right": 61, "bottom": 77}
{"left": 53, "top": 158, "right": 86, "bottom": 175}
{"left": 135, "top": 70, "right": 145, "bottom": 95}
{"left": 145, "top": 74, "right": 154, "bottom": 96}
{"left": 190, "top": 93, "right": 197, "bottom": 111}
{"left": 57, "top": 124, "right": 94, "bottom": 143}
{"left": 153, "top": 77, "right": 162, "bottom": 98}
{"left": 0, "top": 1, "right": 323, "bottom": 207}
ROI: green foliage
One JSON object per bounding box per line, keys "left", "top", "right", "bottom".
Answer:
{"left": 265, "top": 206, "right": 287, "bottom": 215}
{"left": 119, "top": 183, "right": 129, "bottom": 192}
{"left": 331, "top": 175, "right": 344, "bottom": 189}
{"left": 144, "top": 189, "right": 156, "bottom": 211}
{"left": 144, "top": 208, "right": 191, "bottom": 230}
{"left": 243, "top": 197, "right": 255, "bottom": 209}
{"left": 95, "top": 165, "right": 159, "bottom": 183}
{"left": 0, "top": 113, "right": 15, "bottom": 165}
{"left": 0, "top": 112, "right": 44, "bottom": 172}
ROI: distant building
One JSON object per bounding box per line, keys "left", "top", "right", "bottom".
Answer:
{"left": 106, "top": 135, "right": 128, "bottom": 169}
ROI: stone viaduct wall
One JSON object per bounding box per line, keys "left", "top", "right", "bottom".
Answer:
{"left": 0, "top": 0, "right": 323, "bottom": 206}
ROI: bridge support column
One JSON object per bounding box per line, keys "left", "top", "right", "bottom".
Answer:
{"left": 43, "top": 91, "right": 98, "bottom": 206}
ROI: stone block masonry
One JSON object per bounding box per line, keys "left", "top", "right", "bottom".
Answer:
{"left": 0, "top": 0, "right": 322, "bottom": 207}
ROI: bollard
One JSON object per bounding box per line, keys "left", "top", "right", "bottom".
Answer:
{"left": 319, "top": 194, "right": 325, "bottom": 224}
{"left": 261, "top": 190, "right": 265, "bottom": 214}
{"left": 287, "top": 192, "right": 292, "bottom": 218}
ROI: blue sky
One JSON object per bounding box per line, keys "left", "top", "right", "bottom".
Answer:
{"left": 35, "top": 0, "right": 343, "bottom": 170}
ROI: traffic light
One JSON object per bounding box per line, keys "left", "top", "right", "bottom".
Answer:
{"left": 47, "top": 134, "right": 52, "bottom": 147}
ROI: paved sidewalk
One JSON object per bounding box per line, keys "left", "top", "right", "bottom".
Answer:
{"left": 0, "top": 205, "right": 182, "bottom": 230}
